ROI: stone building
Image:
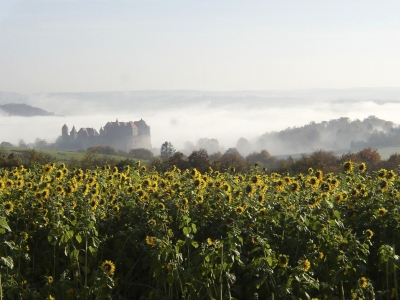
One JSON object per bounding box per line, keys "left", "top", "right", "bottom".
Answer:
{"left": 58, "top": 119, "right": 151, "bottom": 152}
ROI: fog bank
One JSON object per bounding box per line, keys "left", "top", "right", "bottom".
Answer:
{"left": 1, "top": 89, "right": 400, "bottom": 155}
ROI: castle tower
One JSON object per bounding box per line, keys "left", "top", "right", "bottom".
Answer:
{"left": 62, "top": 124, "right": 68, "bottom": 137}
{"left": 70, "top": 126, "right": 77, "bottom": 140}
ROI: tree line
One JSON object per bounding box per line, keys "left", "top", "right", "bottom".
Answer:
{"left": 1, "top": 142, "right": 399, "bottom": 175}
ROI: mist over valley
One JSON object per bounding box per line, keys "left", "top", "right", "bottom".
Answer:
{"left": 1, "top": 88, "right": 400, "bottom": 157}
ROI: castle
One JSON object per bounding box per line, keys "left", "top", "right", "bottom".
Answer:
{"left": 58, "top": 119, "right": 151, "bottom": 152}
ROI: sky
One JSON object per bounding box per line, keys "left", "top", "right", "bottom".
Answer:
{"left": 1, "top": 0, "right": 400, "bottom": 93}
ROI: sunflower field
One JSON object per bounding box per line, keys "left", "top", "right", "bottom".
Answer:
{"left": 1, "top": 161, "right": 400, "bottom": 299}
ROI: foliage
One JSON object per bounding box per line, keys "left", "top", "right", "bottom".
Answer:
{"left": 160, "top": 141, "right": 176, "bottom": 160}
{"left": 1, "top": 161, "right": 400, "bottom": 299}
{"left": 129, "top": 148, "right": 154, "bottom": 160}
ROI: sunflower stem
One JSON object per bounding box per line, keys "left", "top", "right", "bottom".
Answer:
{"left": 394, "top": 245, "right": 398, "bottom": 300}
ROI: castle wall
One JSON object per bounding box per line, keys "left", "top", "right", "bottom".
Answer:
{"left": 57, "top": 119, "right": 151, "bottom": 152}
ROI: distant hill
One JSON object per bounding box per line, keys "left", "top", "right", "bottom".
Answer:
{"left": 0, "top": 103, "right": 55, "bottom": 116}
{"left": 256, "top": 116, "right": 400, "bottom": 154}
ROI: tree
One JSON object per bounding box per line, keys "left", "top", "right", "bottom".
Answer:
{"left": 160, "top": 141, "right": 176, "bottom": 160}
{"left": 188, "top": 149, "right": 210, "bottom": 173}
{"left": 34, "top": 138, "right": 48, "bottom": 149}
{"left": 169, "top": 152, "right": 190, "bottom": 170}
{"left": 196, "top": 138, "right": 220, "bottom": 154}
{"left": 236, "top": 138, "right": 252, "bottom": 156}
{"left": 246, "top": 150, "right": 277, "bottom": 168}
{"left": 18, "top": 139, "right": 28, "bottom": 148}
{"left": 216, "top": 149, "right": 250, "bottom": 173}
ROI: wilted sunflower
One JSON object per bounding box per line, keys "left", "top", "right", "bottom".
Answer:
{"left": 301, "top": 259, "right": 311, "bottom": 272}
{"left": 100, "top": 260, "right": 116, "bottom": 275}
{"left": 278, "top": 254, "right": 288, "bottom": 267}
{"left": 4, "top": 201, "right": 13, "bottom": 213}
{"left": 358, "top": 277, "right": 368, "bottom": 289}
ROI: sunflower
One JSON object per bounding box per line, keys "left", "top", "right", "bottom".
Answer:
{"left": 145, "top": 236, "right": 157, "bottom": 247}
{"left": 358, "top": 277, "right": 368, "bottom": 289}
{"left": 41, "top": 189, "right": 50, "bottom": 200}
{"left": 4, "top": 201, "right": 14, "bottom": 213}
{"left": 5, "top": 179, "right": 13, "bottom": 188}
{"left": 334, "top": 193, "right": 344, "bottom": 204}
{"left": 315, "top": 170, "right": 323, "bottom": 181}
{"left": 89, "top": 199, "right": 98, "bottom": 211}
{"left": 206, "top": 238, "right": 213, "bottom": 246}
{"left": 378, "top": 207, "right": 387, "bottom": 216}
{"left": 47, "top": 276, "right": 53, "bottom": 283}
{"left": 320, "top": 181, "right": 331, "bottom": 192}
{"left": 278, "top": 254, "right": 288, "bottom": 267}
{"left": 19, "top": 231, "right": 29, "bottom": 241}
{"left": 387, "top": 170, "right": 396, "bottom": 181}
{"left": 70, "top": 201, "right": 77, "bottom": 210}
{"left": 289, "top": 181, "right": 300, "bottom": 193}
{"left": 100, "top": 260, "right": 116, "bottom": 275}
{"left": 308, "top": 167, "right": 314, "bottom": 174}
{"left": 307, "top": 197, "right": 319, "bottom": 208}
{"left": 317, "top": 252, "right": 324, "bottom": 260}
{"left": 235, "top": 206, "right": 245, "bottom": 214}
{"left": 42, "top": 165, "right": 53, "bottom": 174}
{"left": 301, "top": 259, "right": 311, "bottom": 272}
{"left": 55, "top": 170, "right": 64, "bottom": 180}
{"left": 147, "top": 219, "right": 156, "bottom": 227}
{"left": 365, "top": 229, "right": 374, "bottom": 239}
{"left": 379, "top": 180, "right": 389, "bottom": 192}
{"left": 358, "top": 162, "right": 367, "bottom": 173}
{"left": 343, "top": 161, "right": 354, "bottom": 174}
{"left": 307, "top": 176, "right": 319, "bottom": 188}
{"left": 378, "top": 168, "right": 387, "bottom": 179}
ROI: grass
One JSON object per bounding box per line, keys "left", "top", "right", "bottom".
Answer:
{"left": 0, "top": 146, "right": 137, "bottom": 164}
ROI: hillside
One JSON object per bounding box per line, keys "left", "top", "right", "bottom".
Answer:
{"left": 0, "top": 103, "right": 55, "bottom": 116}
{"left": 256, "top": 116, "right": 399, "bottom": 155}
